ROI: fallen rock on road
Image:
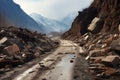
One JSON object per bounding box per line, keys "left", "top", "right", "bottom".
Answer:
{"left": 78, "top": 33, "right": 120, "bottom": 80}
{"left": 0, "top": 26, "right": 58, "bottom": 73}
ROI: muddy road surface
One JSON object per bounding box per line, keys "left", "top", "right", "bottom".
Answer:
{"left": 1, "top": 40, "right": 93, "bottom": 80}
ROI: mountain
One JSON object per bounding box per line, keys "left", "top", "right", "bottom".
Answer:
{"left": 30, "top": 13, "right": 70, "bottom": 33}
{"left": 61, "top": 12, "right": 77, "bottom": 28}
{"left": 0, "top": 0, "right": 44, "bottom": 32}
{"left": 63, "top": 0, "right": 120, "bottom": 40}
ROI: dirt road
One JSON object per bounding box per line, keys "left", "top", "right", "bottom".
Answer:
{"left": 12, "top": 40, "right": 78, "bottom": 80}
{"left": 1, "top": 40, "right": 93, "bottom": 80}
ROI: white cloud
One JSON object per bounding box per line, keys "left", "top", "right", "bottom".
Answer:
{"left": 13, "top": 0, "right": 93, "bottom": 20}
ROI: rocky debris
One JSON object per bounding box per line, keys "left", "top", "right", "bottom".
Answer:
{"left": 0, "top": 37, "right": 7, "bottom": 44}
{"left": 102, "top": 55, "right": 120, "bottom": 67}
{"left": 78, "top": 32, "right": 120, "bottom": 80}
{"left": 88, "top": 17, "right": 100, "bottom": 32}
{"left": 3, "top": 44, "right": 20, "bottom": 56}
{"left": 39, "top": 63, "right": 49, "bottom": 70}
{"left": 0, "top": 26, "right": 58, "bottom": 71}
{"left": 61, "top": 0, "right": 120, "bottom": 79}
{"left": 62, "top": 0, "right": 120, "bottom": 41}
{"left": 110, "top": 38, "right": 120, "bottom": 54}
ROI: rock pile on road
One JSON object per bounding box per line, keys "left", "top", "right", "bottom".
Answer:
{"left": 0, "top": 26, "right": 58, "bottom": 69}
{"left": 79, "top": 32, "right": 120, "bottom": 80}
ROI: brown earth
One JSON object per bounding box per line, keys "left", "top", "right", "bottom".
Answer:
{"left": 62, "top": 0, "right": 120, "bottom": 40}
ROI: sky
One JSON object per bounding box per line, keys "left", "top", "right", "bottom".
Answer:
{"left": 13, "top": 0, "right": 93, "bottom": 20}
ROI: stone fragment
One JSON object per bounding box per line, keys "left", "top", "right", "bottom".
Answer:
{"left": 103, "top": 35, "right": 113, "bottom": 45}
{"left": 111, "top": 38, "right": 120, "bottom": 52}
{"left": 105, "top": 67, "right": 118, "bottom": 76}
{"left": 89, "top": 47, "right": 111, "bottom": 57}
{"left": 3, "top": 44, "right": 20, "bottom": 56}
{"left": 88, "top": 17, "right": 100, "bottom": 31}
{"left": 89, "top": 49, "right": 104, "bottom": 57}
{"left": 102, "top": 55, "right": 120, "bottom": 67}
{"left": 34, "top": 52, "right": 40, "bottom": 58}
{"left": 90, "top": 57, "right": 104, "bottom": 63}
{"left": 12, "top": 44, "right": 20, "bottom": 53}
{"left": 0, "top": 55, "right": 4, "bottom": 62}
{"left": 0, "top": 37, "right": 7, "bottom": 44}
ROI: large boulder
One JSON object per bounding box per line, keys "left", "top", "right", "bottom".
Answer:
{"left": 88, "top": 17, "right": 103, "bottom": 34}
{"left": 111, "top": 38, "right": 120, "bottom": 53}
{"left": 3, "top": 44, "right": 20, "bottom": 56}
{"left": 102, "top": 55, "right": 120, "bottom": 67}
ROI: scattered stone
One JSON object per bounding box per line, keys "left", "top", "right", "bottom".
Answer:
{"left": 29, "top": 70, "right": 35, "bottom": 74}
{"left": 79, "top": 47, "right": 87, "bottom": 56}
{"left": 101, "top": 55, "right": 120, "bottom": 67}
{"left": 3, "top": 44, "right": 20, "bottom": 56}
{"left": 88, "top": 17, "right": 100, "bottom": 31}
{"left": 88, "top": 66, "right": 105, "bottom": 71}
{"left": 39, "top": 63, "right": 46, "bottom": 68}
{"left": 96, "top": 72, "right": 104, "bottom": 78}
{"left": 0, "top": 26, "right": 58, "bottom": 70}
{"left": 111, "top": 38, "right": 120, "bottom": 53}
{"left": 74, "top": 32, "right": 120, "bottom": 79}
{"left": 105, "top": 67, "right": 118, "bottom": 76}
{"left": 0, "top": 37, "right": 7, "bottom": 44}
{"left": 46, "top": 59, "right": 55, "bottom": 62}
{"left": 34, "top": 52, "right": 40, "bottom": 58}
{"left": 70, "top": 59, "right": 74, "bottom": 63}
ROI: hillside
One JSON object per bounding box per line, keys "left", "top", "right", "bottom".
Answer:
{"left": 63, "top": 0, "right": 120, "bottom": 40}
{"left": 62, "top": 0, "right": 120, "bottom": 79}
{"left": 0, "top": 0, "right": 44, "bottom": 32}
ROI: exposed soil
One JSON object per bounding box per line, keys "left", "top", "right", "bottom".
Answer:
{"left": 62, "top": 0, "right": 120, "bottom": 40}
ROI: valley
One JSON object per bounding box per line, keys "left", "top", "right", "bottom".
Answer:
{"left": 0, "top": 0, "right": 120, "bottom": 80}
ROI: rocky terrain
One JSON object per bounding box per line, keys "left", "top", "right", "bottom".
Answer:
{"left": 0, "top": 0, "right": 120, "bottom": 80}
{"left": 0, "top": 26, "right": 58, "bottom": 73}
{"left": 63, "top": 0, "right": 120, "bottom": 40}
{"left": 78, "top": 33, "right": 120, "bottom": 80}
{"left": 62, "top": 0, "right": 120, "bottom": 80}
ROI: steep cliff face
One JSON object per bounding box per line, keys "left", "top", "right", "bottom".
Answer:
{"left": 63, "top": 0, "right": 120, "bottom": 40}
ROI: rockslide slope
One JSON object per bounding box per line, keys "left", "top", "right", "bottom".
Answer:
{"left": 62, "top": 0, "right": 120, "bottom": 40}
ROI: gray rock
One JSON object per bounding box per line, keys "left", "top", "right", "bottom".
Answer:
{"left": 111, "top": 38, "right": 120, "bottom": 52}
{"left": 102, "top": 55, "right": 120, "bottom": 67}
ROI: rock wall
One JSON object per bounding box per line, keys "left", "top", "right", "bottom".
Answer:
{"left": 62, "top": 0, "right": 120, "bottom": 40}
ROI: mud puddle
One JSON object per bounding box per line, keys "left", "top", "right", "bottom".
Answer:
{"left": 38, "top": 54, "right": 76, "bottom": 80}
